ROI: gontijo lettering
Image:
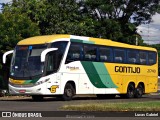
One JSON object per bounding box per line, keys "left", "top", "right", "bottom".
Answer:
{"left": 115, "top": 66, "right": 140, "bottom": 73}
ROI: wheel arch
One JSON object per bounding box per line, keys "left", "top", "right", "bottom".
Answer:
{"left": 137, "top": 82, "right": 145, "bottom": 93}
{"left": 64, "top": 80, "right": 76, "bottom": 94}
{"left": 124, "top": 81, "right": 136, "bottom": 93}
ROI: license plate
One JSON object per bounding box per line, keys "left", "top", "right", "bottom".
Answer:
{"left": 19, "top": 90, "right": 26, "bottom": 93}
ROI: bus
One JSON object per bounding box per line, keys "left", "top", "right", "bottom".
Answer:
{"left": 3, "top": 34, "right": 158, "bottom": 101}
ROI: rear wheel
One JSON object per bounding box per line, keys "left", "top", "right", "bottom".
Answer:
{"left": 32, "top": 95, "right": 43, "bottom": 101}
{"left": 134, "top": 84, "right": 144, "bottom": 98}
{"left": 62, "top": 83, "right": 75, "bottom": 101}
{"left": 126, "top": 83, "right": 135, "bottom": 98}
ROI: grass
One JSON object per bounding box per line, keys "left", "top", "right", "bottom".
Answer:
{"left": 61, "top": 101, "right": 160, "bottom": 111}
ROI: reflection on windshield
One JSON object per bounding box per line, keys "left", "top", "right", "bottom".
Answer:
{"left": 10, "top": 45, "right": 47, "bottom": 78}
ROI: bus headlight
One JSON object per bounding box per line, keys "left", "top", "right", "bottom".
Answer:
{"left": 35, "top": 78, "right": 50, "bottom": 86}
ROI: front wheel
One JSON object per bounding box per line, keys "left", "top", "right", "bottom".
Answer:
{"left": 62, "top": 83, "right": 75, "bottom": 101}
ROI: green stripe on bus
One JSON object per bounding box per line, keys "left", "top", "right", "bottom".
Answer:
{"left": 71, "top": 39, "right": 95, "bottom": 44}
{"left": 71, "top": 39, "right": 83, "bottom": 43}
{"left": 30, "top": 78, "right": 40, "bottom": 83}
{"left": 82, "top": 41, "right": 95, "bottom": 44}
{"left": 23, "top": 78, "right": 40, "bottom": 84}
{"left": 81, "top": 61, "right": 106, "bottom": 88}
{"left": 24, "top": 80, "right": 32, "bottom": 84}
{"left": 81, "top": 61, "right": 117, "bottom": 88}
{"left": 93, "top": 62, "right": 117, "bottom": 88}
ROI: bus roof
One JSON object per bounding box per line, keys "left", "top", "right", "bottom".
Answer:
{"left": 89, "top": 37, "right": 157, "bottom": 51}
{"left": 17, "top": 34, "right": 157, "bottom": 52}
{"left": 17, "top": 34, "right": 70, "bottom": 45}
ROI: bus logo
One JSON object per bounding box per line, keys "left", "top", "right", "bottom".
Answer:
{"left": 49, "top": 85, "right": 59, "bottom": 93}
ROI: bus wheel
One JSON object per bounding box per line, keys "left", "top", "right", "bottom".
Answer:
{"left": 134, "top": 84, "right": 143, "bottom": 98}
{"left": 62, "top": 83, "right": 75, "bottom": 101}
{"left": 126, "top": 83, "right": 135, "bottom": 98}
{"left": 32, "top": 95, "right": 43, "bottom": 101}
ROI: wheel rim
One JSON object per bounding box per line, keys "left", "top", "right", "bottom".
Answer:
{"left": 65, "top": 88, "right": 73, "bottom": 97}
{"left": 128, "top": 85, "right": 134, "bottom": 97}
{"left": 137, "top": 86, "right": 143, "bottom": 97}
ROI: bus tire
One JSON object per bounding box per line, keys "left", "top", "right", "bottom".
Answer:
{"left": 62, "top": 83, "right": 75, "bottom": 101}
{"left": 126, "top": 83, "right": 135, "bottom": 98}
{"left": 134, "top": 84, "right": 143, "bottom": 98}
{"left": 32, "top": 95, "right": 43, "bottom": 101}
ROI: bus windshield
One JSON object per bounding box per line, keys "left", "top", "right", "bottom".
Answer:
{"left": 10, "top": 45, "right": 47, "bottom": 78}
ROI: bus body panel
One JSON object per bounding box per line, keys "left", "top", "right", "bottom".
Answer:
{"left": 5, "top": 34, "right": 158, "bottom": 98}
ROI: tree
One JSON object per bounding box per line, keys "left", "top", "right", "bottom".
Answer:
{"left": 1, "top": 0, "right": 159, "bottom": 44}
{"left": 80, "top": 0, "right": 159, "bottom": 44}
{"left": 0, "top": 11, "right": 40, "bottom": 69}
{"left": 8, "top": 0, "right": 96, "bottom": 36}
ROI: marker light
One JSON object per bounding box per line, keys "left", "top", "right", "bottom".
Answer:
{"left": 35, "top": 78, "right": 50, "bottom": 86}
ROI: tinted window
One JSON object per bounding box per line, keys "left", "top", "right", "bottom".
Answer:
{"left": 51, "top": 41, "right": 68, "bottom": 55}
{"left": 99, "top": 47, "right": 112, "bottom": 62}
{"left": 46, "top": 41, "right": 68, "bottom": 75}
{"left": 148, "top": 52, "right": 156, "bottom": 65}
{"left": 66, "top": 43, "right": 82, "bottom": 63}
{"left": 84, "top": 45, "right": 97, "bottom": 61}
{"left": 114, "top": 48, "right": 126, "bottom": 63}
{"left": 139, "top": 51, "right": 147, "bottom": 65}
{"left": 127, "top": 50, "right": 138, "bottom": 64}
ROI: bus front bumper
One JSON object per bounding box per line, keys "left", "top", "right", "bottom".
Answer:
{"left": 8, "top": 84, "right": 48, "bottom": 95}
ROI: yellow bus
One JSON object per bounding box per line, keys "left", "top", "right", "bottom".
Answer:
{"left": 3, "top": 34, "right": 158, "bottom": 101}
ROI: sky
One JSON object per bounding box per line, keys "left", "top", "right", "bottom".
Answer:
{"left": 0, "top": 0, "right": 160, "bottom": 45}
{"left": 137, "top": 13, "right": 160, "bottom": 45}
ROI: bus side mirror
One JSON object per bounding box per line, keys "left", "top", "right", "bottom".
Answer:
{"left": 41, "top": 48, "right": 58, "bottom": 62}
{"left": 3, "top": 50, "right": 14, "bottom": 64}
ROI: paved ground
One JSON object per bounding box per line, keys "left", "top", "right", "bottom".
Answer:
{"left": 0, "top": 94, "right": 160, "bottom": 111}
{"left": 0, "top": 93, "right": 160, "bottom": 120}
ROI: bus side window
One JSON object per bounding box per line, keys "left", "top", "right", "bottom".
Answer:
{"left": 148, "top": 52, "right": 156, "bottom": 65}
{"left": 99, "top": 47, "right": 112, "bottom": 62}
{"left": 139, "top": 51, "right": 147, "bottom": 65}
{"left": 46, "top": 51, "right": 57, "bottom": 75}
{"left": 127, "top": 50, "right": 138, "bottom": 64}
{"left": 46, "top": 52, "right": 54, "bottom": 74}
{"left": 114, "top": 48, "right": 126, "bottom": 63}
{"left": 66, "top": 43, "right": 82, "bottom": 63}
{"left": 84, "top": 45, "right": 97, "bottom": 61}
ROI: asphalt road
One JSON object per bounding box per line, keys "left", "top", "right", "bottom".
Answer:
{"left": 0, "top": 94, "right": 160, "bottom": 120}
{"left": 0, "top": 94, "right": 160, "bottom": 111}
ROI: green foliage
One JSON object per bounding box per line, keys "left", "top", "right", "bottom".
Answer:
{"left": 82, "top": 0, "right": 159, "bottom": 44}
{"left": 0, "top": 13, "right": 40, "bottom": 50}
{"left": 0, "top": 3, "right": 40, "bottom": 70}
{"left": 0, "top": 0, "right": 159, "bottom": 70}
{"left": 2, "top": 0, "right": 158, "bottom": 44}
